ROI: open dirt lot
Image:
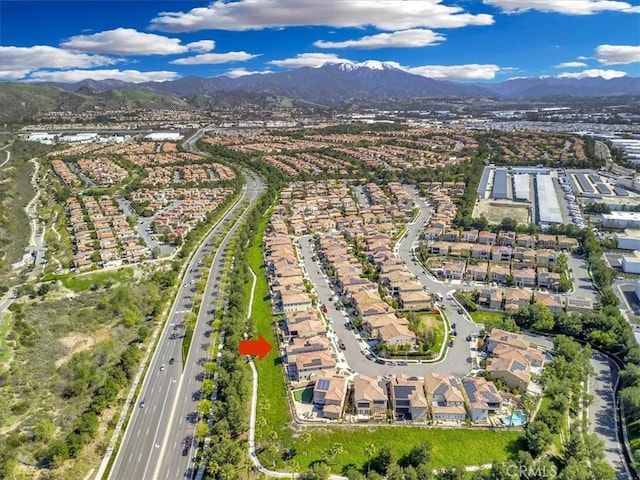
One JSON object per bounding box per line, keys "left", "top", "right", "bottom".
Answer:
{"left": 473, "top": 199, "right": 530, "bottom": 225}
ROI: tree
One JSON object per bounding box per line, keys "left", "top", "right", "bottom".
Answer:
{"left": 365, "top": 443, "right": 376, "bottom": 474}
{"left": 372, "top": 444, "right": 395, "bottom": 475}
{"left": 525, "top": 420, "right": 553, "bottom": 456}
{"left": 536, "top": 409, "right": 563, "bottom": 434}
{"left": 299, "top": 431, "right": 311, "bottom": 455}
{"left": 197, "top": 399, "right": 213, "bottom": 417}
{"left": 436, "top": 466, "right": 465, "bottom": 480}
{"left": 298, "top": 462, "right": 330, "bottom": 480}
{"left": 531, "top": 303, "right": 554, "bottom": 331}
{"left": 201, "top": 379, "right": 216, "bottom": 398}
{"left": 406, "top": 440, "right": 433, "bottom": 468}
{"left": 195, "top": 421, "right": 209, "bottom": 441}
{"left": 386, "top": 464, "right": 405, "bottom": 480}
{"left": 33, "top": 418, "right": 55, "bottom": 442}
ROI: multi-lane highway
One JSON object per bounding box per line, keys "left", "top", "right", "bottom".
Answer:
{"left": 108, "top": 159, "right": 264, "bottom": 479}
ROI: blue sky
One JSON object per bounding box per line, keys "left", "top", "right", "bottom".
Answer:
{"left": 1, "top": 0, "right": 639, "bottom": 83}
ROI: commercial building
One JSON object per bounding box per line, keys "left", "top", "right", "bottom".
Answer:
{"left": 492, "top": 168, "right": 509, "bottom": 200}
{"left": 602, "top": 212, "right": 640, "bottom": 229}
{"left": 535, "top": 174, "right": 563, "bottom": 226}
{"left": 144, "top": 132, "right": 184, "bottom": 141}
{"left": 616, "top": 230, "right": 640, "bottom": 251}
{"left": 513, "top": 174, "right": 530, "bottom": 202}
{"left": 622, "top": 251, "right": 640, "bottom": 274}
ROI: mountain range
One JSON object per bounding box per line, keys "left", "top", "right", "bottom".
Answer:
{"left": 1, "top": 61, "right": 638, "bottom": 123}
{"left": 34, "top": 62, "right": 640, "bottom": 101}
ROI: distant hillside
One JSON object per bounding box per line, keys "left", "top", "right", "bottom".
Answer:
{"left": 31, "top": 62, "right": 640, "bottom": 104}
{"left": 0, "top": 83, "right": 192, "bottom": 124}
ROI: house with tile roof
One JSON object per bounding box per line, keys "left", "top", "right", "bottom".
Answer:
{"left": 313, "top": 372, "right": 348, "bottom": 420}
{"left": 293, "top": 351, "right": 336, "bottom": 382}
{"left": 390, "top": 375, "right": 428, "bottom": 421}
{"left": 352, "top": 375, "right": 389, "bottom": 420}
{"left": 424, "top": 373, "right": 467, "bottom": 422}
{"left": 461, "top": 377, "right": 503, "bottom": 423}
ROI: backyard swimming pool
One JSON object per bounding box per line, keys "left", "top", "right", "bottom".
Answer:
{"left": 500, "top": 410, "right": 526, "bottom": 426}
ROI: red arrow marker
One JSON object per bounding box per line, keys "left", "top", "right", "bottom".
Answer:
{"left": 239, "top": 334, "right": 273, "bottom": 360}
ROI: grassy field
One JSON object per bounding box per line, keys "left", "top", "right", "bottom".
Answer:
{"left": 0, "top": 156, "right": 35, "bottom": 277}
{"left": 0, "top": 311, "right": 14, "bottom": 367}
{"left": 247, "top": 210, "right": 526, "bottom": 473}
{"left": 247, "top": 212, "right": 293, "bottom": 445}
{"left": 293, "top": 427, "right": 525, "bottom": 471}
{"left": 416, "top": 312, "right": 446, "bottom": 356}
{"left": 470, "top": 311, "right": 505, "bottom": 326}
{"left": 57, "top": 268, "right": 135, "bottom": 291}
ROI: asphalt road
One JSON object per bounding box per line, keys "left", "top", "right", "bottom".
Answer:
{"left": 109, "top": 164, "right": 264, "bottom": 480}
{"left": 589, "top": 352, "right": 629, "bottom": 480}
{"left": 295, "top": 184, "right": 479, "bottom": 379}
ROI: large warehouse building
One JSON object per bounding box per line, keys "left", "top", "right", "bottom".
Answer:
{"left": 536, "top": 174, "right": 563, "bottom": 226}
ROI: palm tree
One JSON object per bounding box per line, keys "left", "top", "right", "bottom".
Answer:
{"left": 299, "top": 431, "right": 311, "bottom": 455}
{"left": 288, "top": 460, "right": 300, "bottom": 479}
{"left": 365, "top": 443, "right": 376, "bottom": 473}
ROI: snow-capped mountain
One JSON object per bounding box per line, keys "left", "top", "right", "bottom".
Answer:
{"left": 29, "top": 62, "right": 640, "bottom": 102}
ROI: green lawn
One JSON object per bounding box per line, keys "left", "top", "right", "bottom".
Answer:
{"left": 416, "top": 312, "right": 446, "bottom": 357}
{"left": 57, "top": 267, "right": 135, "bottom": 291}
{"left": 293, "top": 387, "right": 313, "bottom": 403}
{"left": 470, "top": 311, "right": 505, "bottom": 326}
{"left": 291, "top": 427, "right": 524, "bottom": 472}
{"left": 247, "top": 211, "right": 293, "bottom": 445}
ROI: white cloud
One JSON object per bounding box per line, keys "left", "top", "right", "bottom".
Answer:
{"left": 0, "top": 45, "right": 114, "bottom": 80}
{"left": 171, "top": 51, "right": 259, "bottom": 65}
{"left": 150, "top": 0, "right": 493, "bottom": 32}
{"left": 555, "top": 61, "right": 588, "bottom": 68}
{"left": 268, "top": 53, "right": 504, "bottom": 80}
{"left": 484, "top": 0, "right": 640, "bottom": 15}
{"left": 313, "top": 29, "right": 445, "bottom": 49}
{"left": 186, "top": 40, "right": 216, "bottom": 52}
{"left": 61, "top": 28, "right": 215, "bottom": 55}
{"left": 268, "top": 53, "right": 353, "bottom": 68}
{"left": 556, "top": 68, "right": 627, "bottom": 79}
{"left": 223, "top": 68, "right": 273, "bottom": 78}
{"left": 26, "top": 69, "right": 180, "bottom": 83}
{"left": 0, "top": 68, "right": 31, "bottom": 81}
{"left": 595, "top": 44, "right": 640, "bottom": 65}
{"left": 406, "top": 64, "right": 502, "bottom": 80}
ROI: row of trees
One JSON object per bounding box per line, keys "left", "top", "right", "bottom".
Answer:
{"left": 196, "top": 141, "right": 287, "bottom": 478}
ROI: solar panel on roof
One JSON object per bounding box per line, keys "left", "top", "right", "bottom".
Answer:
{"left": 317, "top": 378, "right": 330, "bottom": 390}
{"left": 492, "top": 169, "right": 508, "bottom": 199}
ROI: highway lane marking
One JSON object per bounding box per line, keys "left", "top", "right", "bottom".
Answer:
{"left": 143, "top": 378, "right": 176, "bottom": 479}
{"left": 137, "top": 428, "right": 140, "bottom": 437}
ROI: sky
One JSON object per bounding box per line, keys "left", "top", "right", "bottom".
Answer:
{"left": 1, "top": 0, "right": 639, "bottom": 84}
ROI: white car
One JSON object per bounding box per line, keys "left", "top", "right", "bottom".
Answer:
{"left": 160, "top": 364, "right": 166, "bottom": 371}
